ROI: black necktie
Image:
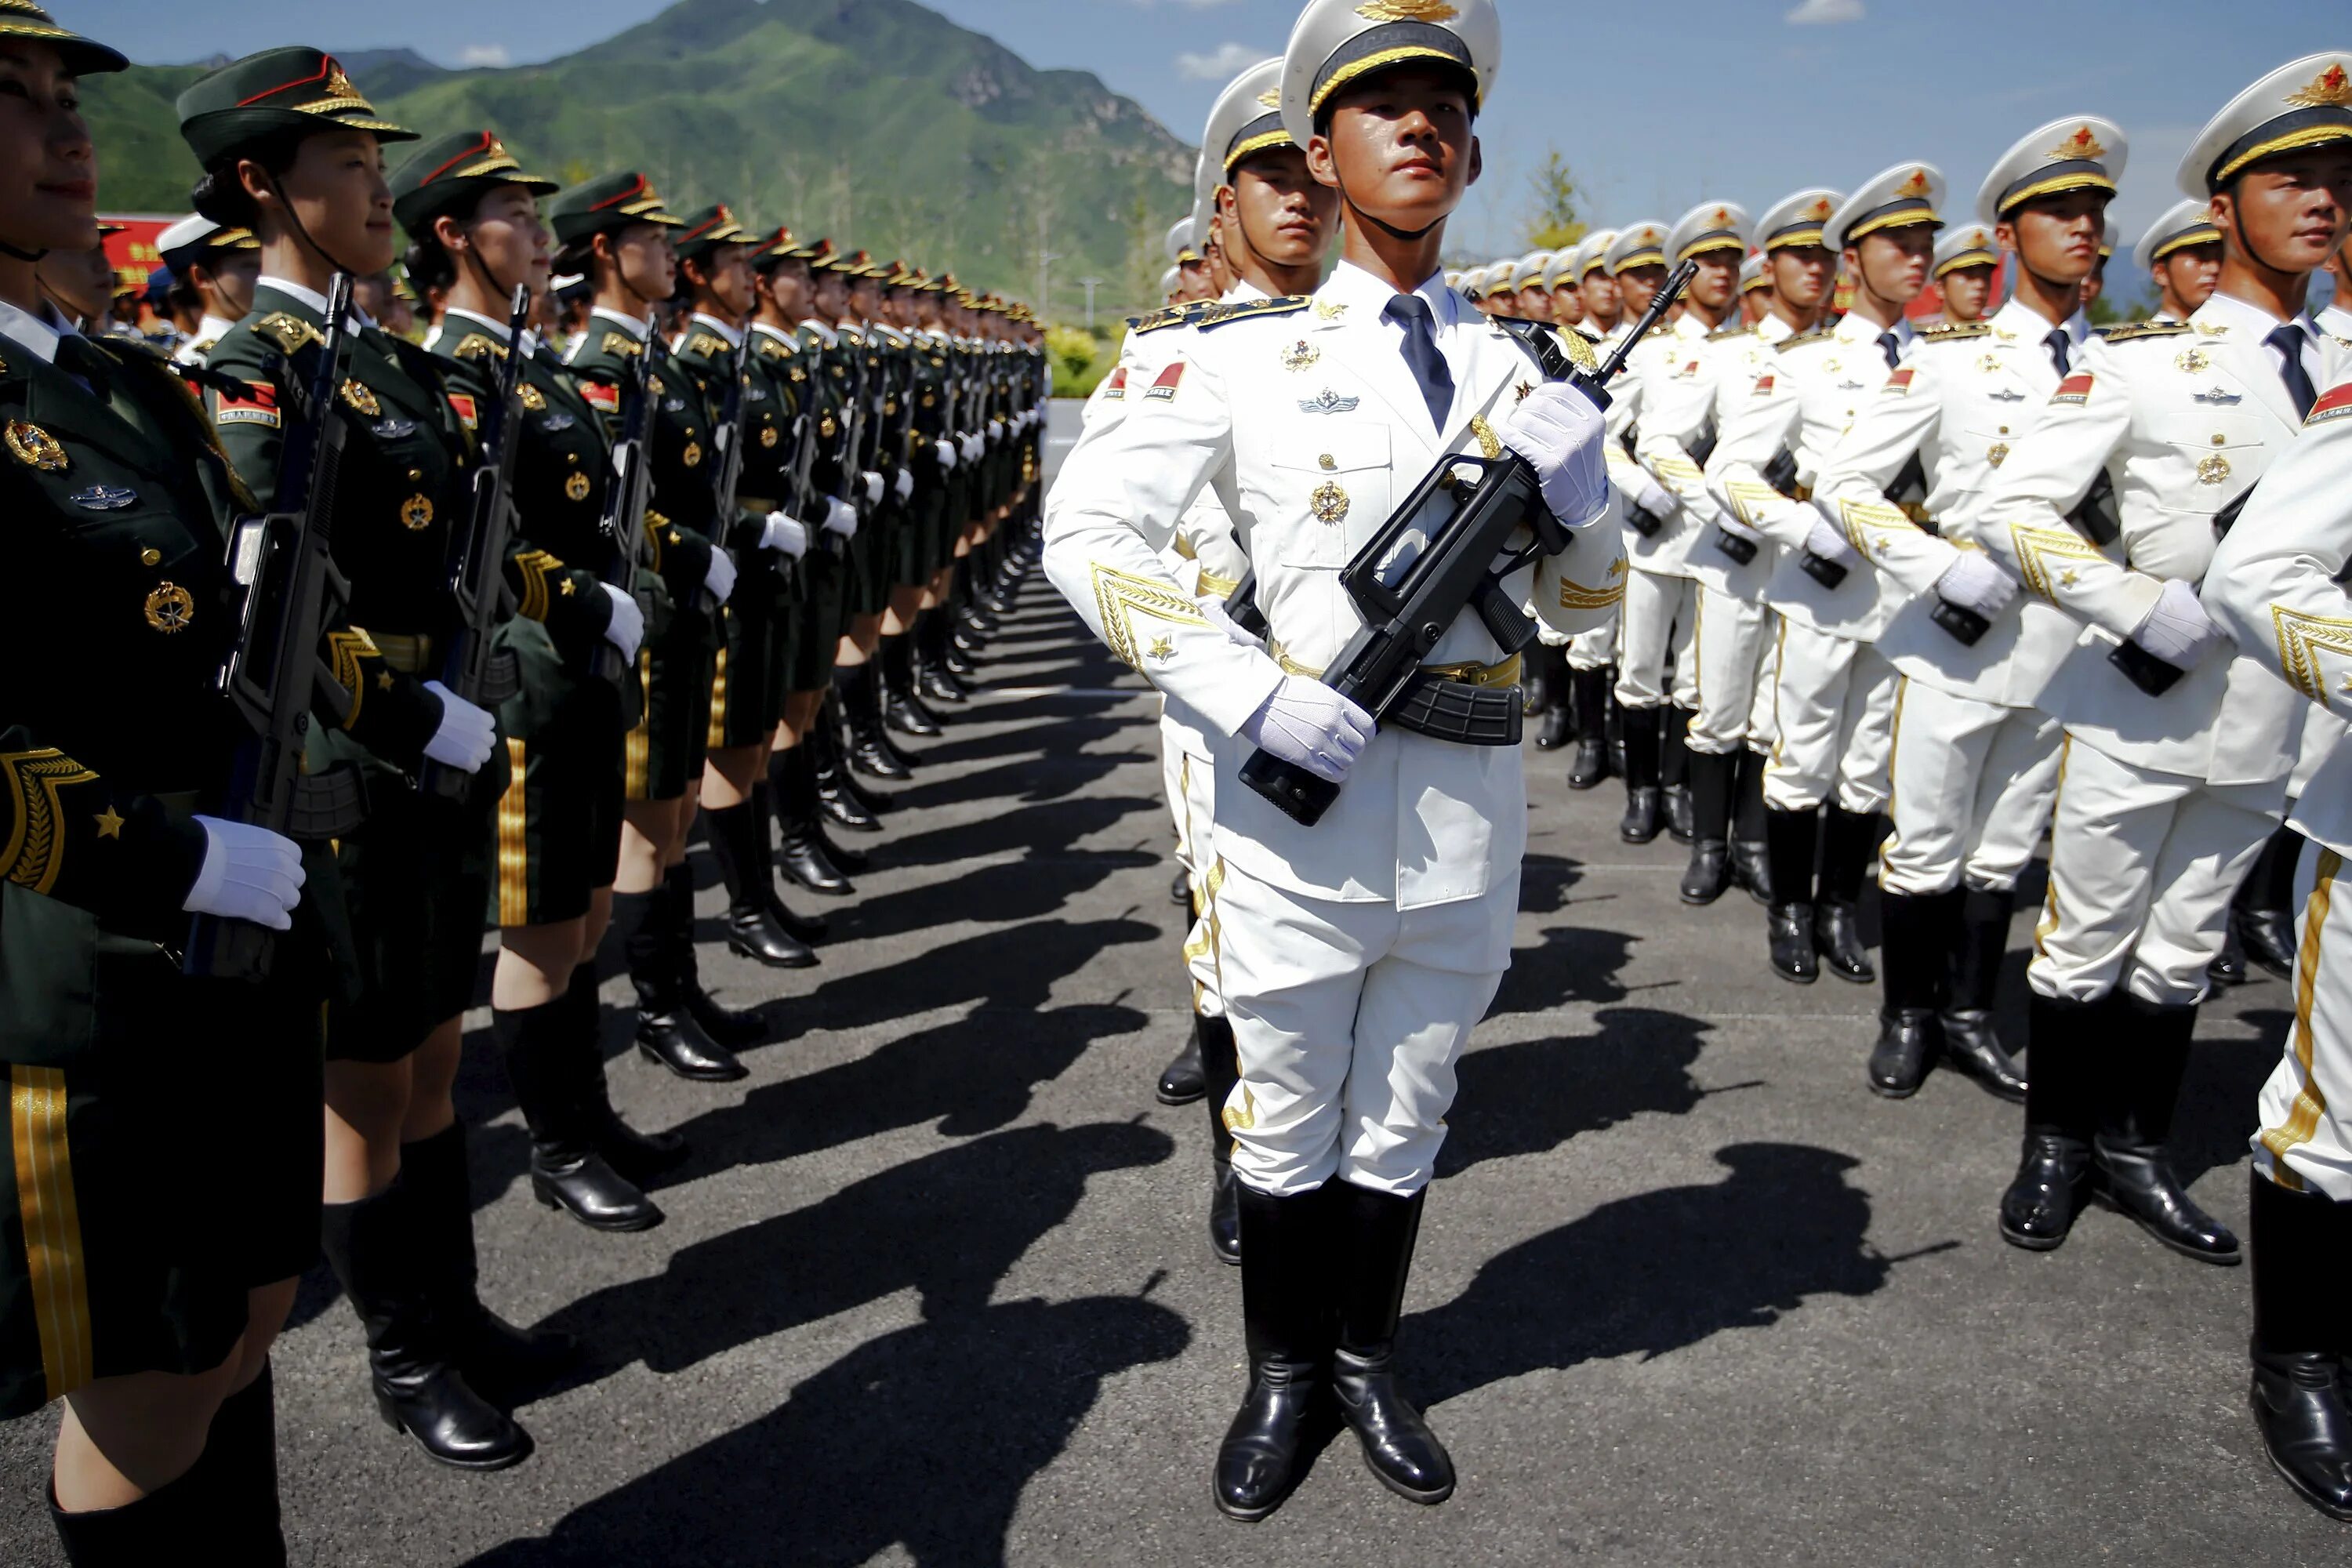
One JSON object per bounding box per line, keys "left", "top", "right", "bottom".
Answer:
{"left": 1383, "top": 293, "right": 1455, "bottom": 432}
{"left": 2267, "top": 323, "right": 2317, "bottom": 419}
{"left": 1875, "top": 331, "right": 1900, "bottom": 372}
{"left": 2045, "top": 329, "right": 2071, "bottom": 378}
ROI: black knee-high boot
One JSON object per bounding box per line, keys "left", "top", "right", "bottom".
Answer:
{"left": 1198, "top": 1014, "right": 1242, "bottom": 1265}
{"left": 880, "top": 633, "right": 943, "bottom": 736}
{"left": 1765, "top": 807, "right": 1820, "bottom": 983}
{"left": 496, "top": 996, "right": 662, "bottom": 1232}
{"left": 49, "top": 1460, "right": 216, "bottom": 1564}
{"left": 703, "top": 799, "right": 816, "bottom": 971}
{"left": 1814, "top": 804, "right": 1880, "bottom": 984}
{"left": 2232, "top": 825, "right": 2307, "bottom": 980}
{"left": 1566, "top": 667, "right": 1613, "bottom": 789}
{"left": 1998, "top": 994, "right": 2104, "bottom": 1249}
{"left": 400, "top": 1123, "right": 579, "bottom": 1400}
{"left": 1678, "top": 750, "right": 1736, "bottom": 905}
{"left": 838, "top": 661, "right": 913, "bottom": 780}
{"left": 666, "top": 862, "right": 764, "bottom": 1051}
{"left": 1214, "top": 1185, "right": 1330, "bottom": 1522}
{"left": 2248, "top": 1171, "right": 2352, "bottom": 1520}
{"left": 771, "top": 746, "right": 856, "bottom": 898}
{"left": 1940, "top": 886, "right": 2027, "bottom": 1101}
{"left": 1661, "top": 706, "right": 1697, "bottom": 844}
{"left": 615, "top": 872, "right": 753, "bottom": 1076}
{"left": 811, "top": 694, "right": 889, "bottom": 825}
{"left": 1329, "top": 1182, "right": 1454, "bottom": 1504}
{"left": 2091, "top": 996, "right": 2238, "bottom": 1263}
{"left": 751, "top": 775, "right": 835, "bottom": 936}
{"left": 1730, "top": 747, "right": 1773, "bottom": 904}
{"left": 916, "top": 608, "right": 970, "bottom": 702}
{"left": 173, "top": 1359, "right": 287, "bottom": 1564}
{"left": 1618, "top": 704, "right": 1664, "bottom": 843}
{"left": 563, "top": 961, "right": 690, "bottom": 1181}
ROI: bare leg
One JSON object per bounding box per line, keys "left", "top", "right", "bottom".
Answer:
{"left": 53, "top": 1354, "right": 241, "bottom": 1512}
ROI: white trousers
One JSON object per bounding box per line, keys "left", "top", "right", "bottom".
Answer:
{"left": 1160, "top": 724, "right": 1225, "bottom": 1018}
{"left": 1566, "top": 619, "right": 1618, "bottom": 672}
{"left": 1879, "top": 681, "right": 2063, "bottom": 897}
{"left": 2028, "top": 739, "right": 2281, "bottom": 1007}
{"left": 1763, "top": 622, "right": 1897, "bottom": 815}
{"left": 1689, "top": 587, "right": 1772, "bottom": 757}
{"left": 1210, "top": 859, "right": 1515, "bottom": 1197}
{"left": 1615, "top": 568, "right": 1698, "bottom": 710}
{"left": 2253, "top": 842, "right": 2352, "bottom": 1200}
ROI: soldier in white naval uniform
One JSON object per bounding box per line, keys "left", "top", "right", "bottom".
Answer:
{"left": 1044, "top": 0, "right": 1624, "bottom": 1519}
{"left": 154, "top": 212, "right": 257, "bottom": 367}
{"left": 2135, "top": 198, "right": 2224, "bottom": 325}
{"left": 1813, "top": 118, "right": 2125, "bottom": 1105}
{"left": 1704, "top": 162, "right": 1941, "bottom": 985}
{"left": 2203, "top": 314, "right": 2352, "bottom": 1524}
{"left": 1559, "top": 227, "right": 1624, "bottom": 790}
{"left": 1929, "top": 221, "right": 1999, "bottom": 327}
{"left": 1976, "top": 54, "right": 2352, "bottom": 1266}
{"left": 1739, "top": 249, "right": 1774, "bottom": 327}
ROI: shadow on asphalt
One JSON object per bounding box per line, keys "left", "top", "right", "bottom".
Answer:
{"left": 1438, "top": 1007, "right": 1718, "bottom": 1180}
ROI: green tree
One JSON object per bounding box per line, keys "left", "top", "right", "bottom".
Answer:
{"left": 1526, "top": 148, "right": 1587, "bottom": 252}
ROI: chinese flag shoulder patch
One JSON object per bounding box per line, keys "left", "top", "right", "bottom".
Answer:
{"left": 580, "top": 382, "right": 620, "bottom": 413}
{"left": 1101, "top": 367, "right": 1128, "bottom": 401}
{"left": 1144, "top": 361, "right": 1185, "bottom": 401}
{"left": 215, "top": 379, "right": 279, "bottom": 427}
{"left": 447, "top": 393, "right": 477, "bottom": 430}
{"left": 1886, "top": 368, "right": 1915, "bottom": 394}
{"left": 2307, "top": 379, "right": 2352, "bottom": 426}
{"left": 2051, "top": 372, "right": 2095, "bottom": 405}
{"left": 1751, "top": 372, "right": 1775, "bottom": 397}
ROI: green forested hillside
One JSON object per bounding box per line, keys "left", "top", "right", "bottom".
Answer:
{"left": 82, "top": 0, "right": 1192, "bottom": 318}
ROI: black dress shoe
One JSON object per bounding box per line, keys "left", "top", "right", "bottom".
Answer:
{"left": 1768, "top": 903, "right": 1819, "bottom": 983}
{"left": 1867, "top": 1010, "right": 1938, "bottom": 1098}
{"left": 1567, "top": 737, "right": 1610, "bottom": 789}
{"left": 2209, "top": 925, "right": 2249, "bottom": 986}
{"left": 1998, "top": 1131, "right": 2092, "bottom": 1250}
{"left": 2252, "top": 1352, "right": 2352, "bottom": 1521}
{"left": 1730, "top": 839, "right": 1773, "bottom": 906}
{"left": 724, "top": 906, "right": 818, "bottom": 967}
{"left": 2235, "top": 906, "right": 2298, "bottom": 982}
{"left": 1663, "top": 783, "right": 1695, "bottom": 845}
{"left": 1171, "top": 867, "right": 1195, "bottom": 906}
{"left": 1534, "top": 704, "right": 1572, "bottom": 750}
{"left": 1157, "top": 1033, "right": 1206, "bottom": 1105}
{"left": 531, "top": 1149, "right": 665, "bottom": 1232}
{"left": 779, "top": 823, "right": 856, "bottom": 898}
{"left": 1679, "top": 840, "right": 1730, "bottom": 906}
{"left": 1813, "top": 901, "right": 1875, "bottom": 984}
{"left": 1940, "top": 1013, "right": 2027, "bottom": 1103}
{"left": 635, "top": 1011, "right": 750, "bottom": 1083}
{"left": 1209, "top": 1160, "right": 1241, "bottom": 1265}
{"left": 1620, "top": 786, "right": 1663, "bottom": 844}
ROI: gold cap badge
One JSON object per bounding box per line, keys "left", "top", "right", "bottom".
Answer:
{"left": 2286, "top": 62, "right": 2352, "bottom": 107}
{"left": 2048, "top": 125, "right": 2107, "bottom": 161}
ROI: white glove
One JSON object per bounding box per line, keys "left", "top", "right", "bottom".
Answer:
{"left": 760, "top": 514, "right": 810, "bottom": 559}
{"left": 820, "top": 495, "right": 860, "bottom": 538}
{"left": 702, "top": 547, "right": 737, "bottom": 606}
{"left": 183, "top": 815, "right": 306, "bottom": 931}
{"left": 1630, "top": 472, "right": 1679, "bottom": 523}
{"left": 2130, "top": 577, "right": 2229, "bottom": 670}
{"left": 1202, "top": 597, "right": 1265, "bottom": 654}
{"left": 1802, "top": 514, "right": 1860, "bottom": 568}
{"left": 597, "top": 583, "right": 644, "bottom": 661}
{"left": 893, "top": 467, "right": 914, "bottom": 502}
{"left": 1497, "top": 382, "right": 1610, "bottom": 530}
{"left": 861, "top": 470, "right": 884, "bottom": 507}
{"left": 1933, "top": 551, "right": 2017, "bottom": 619}
{"left": 989, "top": 419, "right": 1006, "bottom": 444}
{"left": 960, "top": 434, "right": 983, "bottom": 461}
{"left": 421, "top": 681, "right": 495, "bottom": 773}
{"left": 935, "top": 440, "right": 958, "bottom": 472}
{"left": 1715, "top": 512, "right": 1763, "bottom": 546}
{"left": 1239, "top": 677, "right": 1374, "bottom": 784}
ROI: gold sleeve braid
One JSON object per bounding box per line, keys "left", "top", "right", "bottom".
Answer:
{"left": 2006, "top": 524, "right": 2108, "bottom": 600}
{"left": 1088, "top": 564, "right": 1206, "bottom": 683}
{"left": 514, "top": 549, "right": 562, "bottom": 622}
{"left": 2270, "top": 606, "right": 2352, "bottom": 709}
{"left": 324, "top": 628, "right": 381, "bottom": 729}
{"left": 1, "top": 749, "right": 99, "bottom": 896}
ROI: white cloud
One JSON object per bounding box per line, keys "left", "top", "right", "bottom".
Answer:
{"left": 456, "top": 43, "right": 511, "bottom": 67}
{"left": 1784, "top": 0, "right": 1864, "bottom": 22}
{"left": 1174, "top": 42, "right": 1261, "bottom": 81}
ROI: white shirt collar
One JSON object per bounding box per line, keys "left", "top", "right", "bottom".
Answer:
{"left": 590, "top": 305, "right": 648, "bottom": 340}
{"left": 194, "top": 312, "right": 240, "bottom": 343}
{"left": 2200, "top": 287, "right": 2305, "bottom": 343}
{"left": 1834, "top": 308, "right": 1911, "bottom": 348}
{"left": 800, "top": 317, "right": 838, "bottom": 347}
{"left": 1223, "top": 280, "right": 1271, "bottom": 304}
{"left": 688, "top": 310, "right": 742, "bottom": 349}
{"left": 1990, "top": 295, "right": 2089, "bottom": 345}
{"left": 751, "top": 318, "right": 796, "bottom": 344}
{"left": 1324, "top": 258, "right": 1459, "bottom": 332}
{"left": 259, "top": 274, "right": 375, "bottom": 331}
{"left": 0, "top": 296, "right": 78, "bottom": 363}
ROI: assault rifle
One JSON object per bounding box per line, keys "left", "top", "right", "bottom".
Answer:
{"left": 592, "top": 311, "right": 658, "bottom": 687}
{"left": 1235, "top": 260, "right": 1699, "bottom": 827}
{"left": 185, "top": 270, "right": 368, "bottom": 981}
{"left": 707, "top": 328, "right": 759, "bottom": 598}
{"left": 417, "top": 283, "right": 531, "bottom": 801}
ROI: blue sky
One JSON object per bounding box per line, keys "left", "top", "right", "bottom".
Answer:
{"left": 74, "top": 0, "right": 2350, "bottom": 291}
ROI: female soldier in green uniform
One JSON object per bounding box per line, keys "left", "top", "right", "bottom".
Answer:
{"left": 174, "top": 48, "right": 521, "bottom": 1470}
{"left": 0, "top": 12, "right": 396, "bottom": 1555}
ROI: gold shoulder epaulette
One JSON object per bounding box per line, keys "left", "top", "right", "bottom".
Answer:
{"left": 256, "top": 312, "right": 321, "bottom": 354}
{"left": 1131, "top": 303, "right": 1198, "bottom": 336}
{"left": 1706, "top": 323, "right": 1753, "bottom": 343}
{"left": 1194, "top": 295, "right": 1312, "bottom": 332}
{"left": 2096, "top": 320, "right": 2192, "bottom": 343}
{"left": 452, "top": 332, "right": 506, "bottom": 363}
{"left": 755, "top": 335, "right": 793, "bottom": 360}
{"left": 1777, "top": 325, "right": 1838, "bottom": 354}
{"left": 600, "top": 331, "right": 644, "bottom": 358}
{"left": 687, "top": 331, "right": 733, "bottom": 359}
{"left": 1915, "top": 320, "right": 1992, "bottom": 342}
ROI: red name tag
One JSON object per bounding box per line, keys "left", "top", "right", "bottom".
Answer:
{"left": 2307, "top": 380, "right": 2352, "bottom": 426}
{"left": 1886, "top": 368, "right": 1915, "bottom": 394}
{"left": 447, "top": 394, "right": 477, "bottom": 430}
{"left": 2051, "top": 372, "right": 2095, "bottom": 405}
{"left": 581, "top": 382, "right": 620, "bottom": 412}
{"left": 1101, "top": 367, "right": 1128, "bottom": 401}
{"left": 1145, "top": 362, "right": 1185, "bottom": 401}
{"left": 215, "top": 380, "right": 279, "bottom": 427}
{"left": 1751, "top": 373, "right": 1775, "bottom": 396}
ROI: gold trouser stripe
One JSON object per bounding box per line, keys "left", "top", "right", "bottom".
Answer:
{"left": 706, "top": 645, "right": 731, "bottom": 750}
{"left": 2033, "top": 735, "right": 2072, "bottom": 962}
{"left": 1878, "top": 676, "right": 1908, "bottom": 880}
{"left": 496, "top": 736, "right": 530, "bottom": 927}
{"left": 623, "top": 648, "right": 653, "bottom": 798}
{"left": 1768, "top": 615, "right": 1791, "bottom": 768}
{"left": 2259, "top": 848, "right": 2342, "bottom": 1188}
{"left": 11, "top": 1066, "right": 92, "bottom": 1402}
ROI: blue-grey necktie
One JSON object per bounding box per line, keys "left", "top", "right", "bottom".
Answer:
{"left": 2267, "top": 323, "right": 2317, "bottom": 419}
{"left": 1383, "top": 293, "right": 1454, "bottom": 431}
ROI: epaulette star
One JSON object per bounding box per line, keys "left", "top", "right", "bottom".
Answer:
{"left": 2095, "top": 320, "right": 2194, "bottom": 343}
{"left": 1915, "top": 321, "right": 1992, "bottom": 341}
{"left": 256, "top": 313, "right": 321, "bottom": 354}
{"left": 452, "top": 333, "right": 506, "bottom": 362}
{"left": 600, "top": 332, "right": 644, "bottom": 358}
{"left": 1706, "top": 323, "right": 1755, "bottom": 342}
{"left": 1194, "top": 296, "right": 1312, "bottom": 332}
{"left": 1776, "top": 325, "right": 1838, "bottom": 353}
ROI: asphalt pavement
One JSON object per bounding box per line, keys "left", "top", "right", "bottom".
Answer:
{"left": 0, "top": 400, "right": 2340, "bottom": 1565}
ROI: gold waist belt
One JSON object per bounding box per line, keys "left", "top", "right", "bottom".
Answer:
{"left": 1269, "top": 641, "right": 1523, "bottom": 690}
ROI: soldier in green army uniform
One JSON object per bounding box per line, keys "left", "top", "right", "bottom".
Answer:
{"left": 394, "top": 127, "right": 670, "bottom": 1433}
{"left": 865, "top": 261, "right": 946, "bottom": 742}
{"left": 0, "top": 13, "right": 350, "bottom": 1556}
{"left": 903, "top": 270, "right": 978, "bottom": 707}
{"left": 549, "top": 172, "right": 765, "bottom": 1097}
{"left": 176, "top": 45, "right": 540, "bottom": 1480}
{"left": 663, "top": 203, "right": 836, "bottom": 969}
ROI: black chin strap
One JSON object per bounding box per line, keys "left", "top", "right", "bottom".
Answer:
{"left": 1334, "top": 168, "right": 1443, "bottom": 243}
{"left": 255, "top": 169, "right": 363, "bottom": 304}
{"left": 2222, "top": 189, "right": 2306, "bottom": 295}
{"left": 0, "top": 239, "right": 46, "bottom": 263}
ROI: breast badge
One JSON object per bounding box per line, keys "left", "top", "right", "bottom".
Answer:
{"left": 1281, "top": 340, "right": 1319, "bottom": 372}
{"left": 565, "top": 470, "right": 592, "bottom": 503}
{"left": 143, "top": 581, "right": 194, "bottom": 633}
{"left": 2196, "top": 454, "right": 2230, "bottom": 485}
{"left": 682, "top": 441, "right": 704, "bottom": 468}
{"left": 5, "top": 420, "right": 66, "bottom": 472}
{"left": 69, "top": 484, "right": 136, "bottom": 510}
{"left": 340, "top": 379, "right": 380, "bottom": 417}
{"left": 400, "top": 493, "right": 435, "bottom": 530}
{"left": 1310, "top": 481, "right": 1349, "bottom": 526}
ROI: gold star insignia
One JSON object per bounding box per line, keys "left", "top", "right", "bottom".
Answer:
{"left": 377, "top": 671, "right": 395, "bottom": 691}
{"left": 1148, "top": 635, "right": 1174, "bottom": 661}
{"left": 93, "top": 807, "right": 122, "bottom": 839}
{"left": 2059, "top": 568, "right": 2079, "bottom": 588}
{"left": 559, "top": 578, "right": 576, "bottom": 596}
{"left": 1515, "top": 380, "right": 1534, "bottom": 404}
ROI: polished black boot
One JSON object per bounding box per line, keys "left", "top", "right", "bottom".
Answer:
{"left": 499, "top": 996, "right": 665, "bottom": 1231}
{"left": 750, "top": 777, "right": 830, "bottom": 943}
{"left": 1156, "top": 1028, "right": 1206, "bottom": 1106}
{"left": 916, "top": 609, "right": 971, "bottom": 703}
{"left": 1764, "top": 808, "right": 1820, "bottom": 984}
{"left": 1605, "top": 677, "right": 1627, "bottom": 777}
{"left": 2233, "top": 825, "right": 2307, "bottom": 981}
{"left": 880, "top": 634, "right": 945, "bottom": 737}
{"left": 1566, "top": 667, "right": 1612, "bottom": 789}
{"left": 401, "top": 1123, "right": 578, "bottom": 1402}
{"left": 1521, "top": 641, "right": 1555, "bottom": 719}
{"left": 668, "top": 863, "right": 767, "bottom": 1054}
{"left": 1661, "top": 706, "right": 1696, "bottom": 844}
{"left": 1998, "top": 996, "right": 2101, "bottom": 1250}
{"left": 1329, "top": 1183, "right": 1454, "bottom": 1504}
{"left": 1199, "top": 1014, "right": 1243, "bottom": 1266}
{"left": 621, "top": 876, "right": 749, "bottom": 1080}
{"left": 1941, "top": 886, "right": 2026, "bottom": 1102}
{"left": 1618, "top": 703, "right": 1664, "bottom": 844}
{"left": 1814, "top": 805, "right": 1878, "bottom": 984}
{"left": 564, "top": 964, "right": 691, "bottom": 1181}
{"left": 2209, "top": 924, "right": 2250, "bottom": 987}
{"left": 840, "top": 662, "right": 913, "bottom": 780}
{"left": 811, "top": 702, "right": 890, "bottom": 826}
{"left": 773, "top": 746, "right": 856, "bottom": 898}
{"left": 1214, "top": 1185, "right": 1329, "bottom": 1522}
{"left": 703, "top": 800, "right": 818, "bottom": 968}
{"left": 172, "top": 1358, "right": 286, "bottom": 1563}
{"left": 2090, "top": 996, "right": 2239, "bottom": 1263}
{"left": 2248, "top": 1171, "right": 2352, "bottom": 1520}
{"left": 1171, "top": 867, "right": 1194, "bottom": 906}
{"left": 321, "top": 1178, "right": 532, "bottom": 1469}
{"left": 1678, "top": 750, "right": 1736, "bottom": 906}
{"left": 1868, "top": 890, "right": 1958, "bottom": 1098}
{"left": 1730, "top": 748, "right": 1773, "bottom": 906}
